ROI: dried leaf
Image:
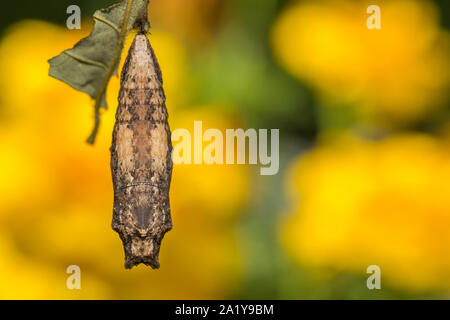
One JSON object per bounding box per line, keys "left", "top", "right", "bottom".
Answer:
{"left": 48, "top": 0, "right": 150, "bottom": 143}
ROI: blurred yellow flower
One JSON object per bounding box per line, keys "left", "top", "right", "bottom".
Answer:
{"left": 282, "top": 132, "right": 450, "bottom": 292}
{"left": 149, "top": 0, "right": 222, "bottom": 44}
{"left": 0, "top": 20, "right": 247, "bottom": 299}
{"left": 271, "top": 0, "right": 450, "bottom": 123}
{"left": 0, "top": 230, "right": 110, "bottom": 299}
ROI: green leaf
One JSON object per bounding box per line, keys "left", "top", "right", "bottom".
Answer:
{"left": 48, "top": 0, "right": 150, "bottom": 144}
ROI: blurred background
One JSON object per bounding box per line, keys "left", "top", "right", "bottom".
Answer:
{"left": 0, "top": 0, "right": 449, "bottom": 299}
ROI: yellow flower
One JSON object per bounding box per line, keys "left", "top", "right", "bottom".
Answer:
{"left": 0, "top": 20, "right": 247, "bottom": 299}
{"left": 282, "top": 133, "right": 450, "bottom": 292}
{"left": 0, "top": 230, "right": 110, "bottom": 299}
{"left": 149, "top": 0, "right": 222, "bottom": 44}
{"left": 271, "top": 0, "right": 450, "bottom": 123}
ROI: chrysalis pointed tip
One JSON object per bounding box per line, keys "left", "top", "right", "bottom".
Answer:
{"left": 124, "top": 255, "right": 160, "bottom": 270}
{"left": 122, "top": 235, "right": 168, "bottom": 269}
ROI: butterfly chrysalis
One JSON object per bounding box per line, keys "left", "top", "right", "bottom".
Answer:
{"left": 110, "top": 33, "right": 173, "bottom": 269}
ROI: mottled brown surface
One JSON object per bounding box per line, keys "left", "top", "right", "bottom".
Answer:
{"left": 110, "top": 33, "right": 173, "bottom": 269}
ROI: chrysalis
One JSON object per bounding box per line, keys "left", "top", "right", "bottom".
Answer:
{"left": 110, "top": 33, "right": 173, "bottom": 269}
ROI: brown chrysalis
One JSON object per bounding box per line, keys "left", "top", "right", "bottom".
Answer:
{"left": 110, "top": 33, "right": 173, "bottom": 269}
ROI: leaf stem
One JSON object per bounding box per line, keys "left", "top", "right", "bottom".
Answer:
{"left": 87, "top": 0, "right": 135, "bottom": 145}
